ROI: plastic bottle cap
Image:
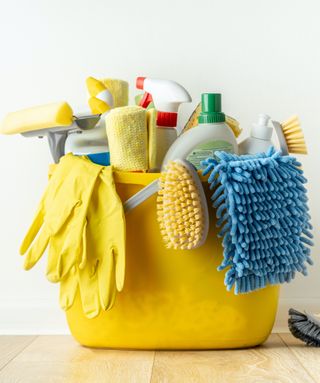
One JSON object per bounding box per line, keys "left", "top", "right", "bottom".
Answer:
{"left": 136, "top": 77, "right": 146, "bottom": 90}
{"left": 198, "top": 93, "right": 225, "bottom": 124}
{"left": 251, "top": 114, "right": 272, "bottom": 140}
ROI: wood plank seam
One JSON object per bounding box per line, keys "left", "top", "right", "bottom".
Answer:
{"left": 278, "top": 334, "right": 317, "bottom": 383}
{"left": 0, "top": 336, "right": 38, "bottom": 373}
{"left": 149, "top": 350, "right": 157, "bottom": 383}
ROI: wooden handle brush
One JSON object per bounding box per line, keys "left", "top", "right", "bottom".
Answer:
{"left": 272, "top": 115, "right": 308, "bottom": 155}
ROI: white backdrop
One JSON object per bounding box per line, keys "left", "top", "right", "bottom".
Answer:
{"left": 0, "top": 0, "right": 319, "bottom": 333}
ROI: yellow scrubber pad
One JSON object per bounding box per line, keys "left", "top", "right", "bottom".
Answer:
{"left": 147, "top": 108, "right": 157, "bottom": 170}
{"left": 106, "top": 106, "right": 148, "bottom": 171}
{"left": 183, "top": 102, "right": 242, "bottom": 138}
{"left": 0, "top": 102, "right": 73, "bottom": 135}
{"left": 100, "top": 78, "right": 129, "bottom": 107}
{"left": 225, "top": 115, "right": 242, "bottom": 138}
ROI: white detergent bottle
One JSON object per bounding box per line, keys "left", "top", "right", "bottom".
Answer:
{"left": 163, "top": 93, "right": 238, "bottom": 169}
{"left": 136, "top": 77, "right": 192, "bottom": 169}
{"left": 238, "top": 114, "right": 273, "bottom": 155}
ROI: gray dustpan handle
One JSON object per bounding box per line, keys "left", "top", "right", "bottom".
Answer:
{"left": 124, "top": 179, "right": 159, "bottom": 213}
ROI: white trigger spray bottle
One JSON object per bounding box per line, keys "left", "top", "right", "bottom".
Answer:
{"left": 136, "top": 77, "right": 192, "bottom": 169}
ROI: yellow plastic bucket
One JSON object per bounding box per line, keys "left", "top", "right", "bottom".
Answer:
{"left": 66, "top": 172, "right": 279, "bottom": 349}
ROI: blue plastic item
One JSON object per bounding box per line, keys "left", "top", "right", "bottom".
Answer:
{"left": 201, "top": 147, "right": 314, "bottom": 294}
{"left": 87, "top": 152, "right": 110, "bottom": 166}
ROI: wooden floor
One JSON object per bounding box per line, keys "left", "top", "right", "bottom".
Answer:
{"left": 0, "top": 334, "right": 319, "bottom": 382}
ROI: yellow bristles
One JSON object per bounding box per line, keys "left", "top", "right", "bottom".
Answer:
{"left": 157, "top": 160, "right": 209, "bottom": 250}
{"left": 281, "top": 115, "right": 308, "bottom": 155}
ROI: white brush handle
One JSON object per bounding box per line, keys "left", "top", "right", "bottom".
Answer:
{"left": 124, "top": 179, "right": 159, "bottom": 213}
{"left": 271, "top": 120, "right": 289, "bottom": 155}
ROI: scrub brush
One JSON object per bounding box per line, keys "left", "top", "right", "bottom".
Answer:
{"left": 124, "top": 159, "right": 209, "bottom": 250}
{"left": 157, "top": 160, "right": 209, "bottom": 250}
{"left": 272, "top": 115, "right": 307, "bottom": 155}
{"left": 182, "top": 102, "right": 242, "bottom": 138}
{"left": 288, "top": 308, "right": 320, "bottom": 346}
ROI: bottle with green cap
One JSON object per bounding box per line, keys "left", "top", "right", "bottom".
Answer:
{"left": 163, "top": 93, "right": 238, "bottom": 169}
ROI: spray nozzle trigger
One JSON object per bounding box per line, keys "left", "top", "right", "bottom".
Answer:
{"left": 139, "top": 92, "right": 153, "bottom": 108}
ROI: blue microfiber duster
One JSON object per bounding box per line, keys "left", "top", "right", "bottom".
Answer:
{"left": 201, "top": 147, "right": 313, "bottom": 294}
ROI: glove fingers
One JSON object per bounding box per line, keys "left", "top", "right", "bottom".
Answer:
{"left": 52, "top": 172, "right": 98, "bottom": 279}
{"left": 78, "top": 265, "right": 100, "bottom": 319}
{"left": 23, "top": 229, "right": 50, "bottom": 270}
{"left": 23, "top": 201, "right": 79, "bottom": 273}
{"left": 46, "top": 200, "right": 80, "bottom": 235}
{"left": 79, "top": 220, "right": 87, "bottom": 269}
{"left": 20, "top": 206, "right": 45, "bottom": 255}
{"left": 46, "top": 211, "right": 87, "bottom": 283}
{"left": 98, "top": 168, "right": 126, "bottom": 292}
{"left": 113, "top": 242, "right": 126, "bottom": 292}
{"left": 56, "top": 222, "right": 86, "bottom": 281}
{"left": 21, "top": 173, "right": 81, "bottom": 257}
{"left": 59, "top": 266, "right": 78, "bottom": 311}
{"left": 46, "top": 233, "right": 73, "bottom": 283}
{"left": 98, "top": 251, "right": 116, "bottom": 311}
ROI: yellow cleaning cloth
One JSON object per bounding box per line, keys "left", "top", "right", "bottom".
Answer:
{"left": 147, "top": 108, "right": 157, "bottom": 170}
{"left": 106, "top": 106, "right": 148, "bottom": 172}
{"left": 100, "top": 78, "right": 129, "bottom": 107}
{"left": 0, "top": 102, "right": 73, "bottom": 135}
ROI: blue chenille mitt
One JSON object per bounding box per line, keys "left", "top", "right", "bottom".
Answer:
{"left": 201, "top": 147, "right": 313, "bottom": 294}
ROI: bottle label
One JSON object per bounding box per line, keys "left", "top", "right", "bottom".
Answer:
{"left": 187, "top": 141, "right": 233, "bottom": 169}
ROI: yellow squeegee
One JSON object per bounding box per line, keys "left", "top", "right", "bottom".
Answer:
{"left": 0, "top": 102, "right": 74, "bottom": 135}
{"left": 0, "top": 102, "right": 101, "bottom": 163}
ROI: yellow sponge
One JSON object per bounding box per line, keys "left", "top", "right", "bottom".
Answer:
{"left": 146, "top": 108, "right": 157, "bottom": 170}
{"left": 88, "top": 97, "right": 110, "bottom": 115}
{"left": 105, "top": 106, "right": 148, "bottom": 171}
{"left": 0, "top": 102, "right": 73, "bottom": 135}
{"left": 100, "top": 78, "right": 129, "bottom": 107}
{"left": 86, "top": 77, "right": 113, "bottom": 114}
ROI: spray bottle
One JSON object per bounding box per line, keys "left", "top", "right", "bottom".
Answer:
{"left": 238, "top": 114, "right": 273, "bottom": 155}
{"left": 136, "top": 77, "right": 192, "bottom": 169}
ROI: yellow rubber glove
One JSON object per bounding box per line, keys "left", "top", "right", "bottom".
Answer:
{"left": 59, "top": 166, "right": 126, "bottom": 318}
{"left": 89, "top": 166, "right": 125, "bottom": 304}
{"left": 20, "top": 154, "right": 103, "bottom": 282}
{"left": 86, "top": 76, "right": 113, "bottom": 114}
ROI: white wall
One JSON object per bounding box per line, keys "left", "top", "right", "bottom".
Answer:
{"left": 0, "top": 0, "right": 319, "bottom": 334}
